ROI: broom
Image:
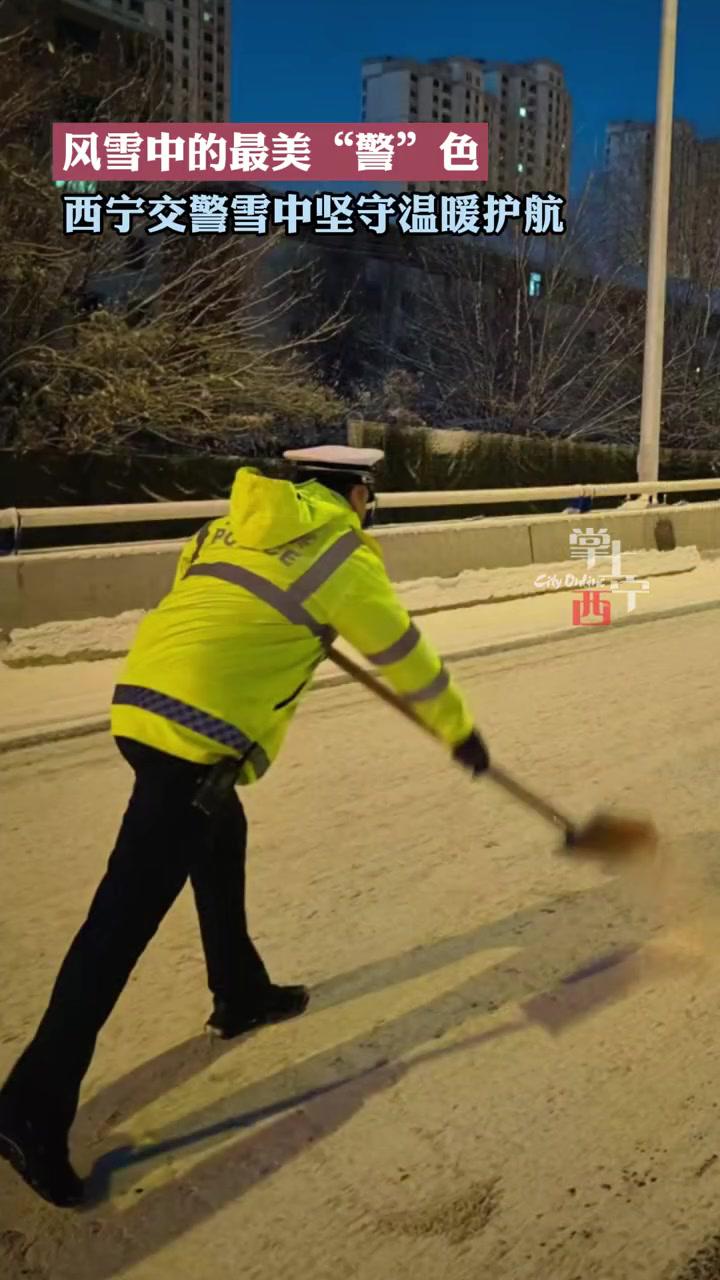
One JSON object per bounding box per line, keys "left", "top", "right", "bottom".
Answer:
{"left": 328, "top": 647, "right": 658, "bottom": 863}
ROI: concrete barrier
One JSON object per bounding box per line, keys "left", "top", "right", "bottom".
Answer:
{"left": 0, "top": 542, "right": 182, "bottom": 632}
{"left": 665, "top": 503, "right": 720, "bottom": 552}
{"left": 1, "top": 504, "right": 718, "bottom": 633}
{"left": 528, "top": 510, "right": 649, "bottom": 563}
{"left": 374, "top": 516, "right": 533, "bottom": 579}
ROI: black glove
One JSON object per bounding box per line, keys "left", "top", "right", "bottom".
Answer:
{"left": 453, "top": 729, "right": 490, "bottom": 777}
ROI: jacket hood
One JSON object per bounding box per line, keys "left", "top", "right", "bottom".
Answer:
{"left": 228, "top": 467, "right": 361, "bottom": 550}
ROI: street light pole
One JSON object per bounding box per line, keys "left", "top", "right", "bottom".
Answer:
{"left": 636, "top": 0, "right": 679, "bottom": 486}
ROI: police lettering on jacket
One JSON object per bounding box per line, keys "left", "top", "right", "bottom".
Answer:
{"left": 209, "top": 524, "right": 317, "bottom": 567}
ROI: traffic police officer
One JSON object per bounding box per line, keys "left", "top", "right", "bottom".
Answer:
{"left": 0, "top": 445, "right": 490, "bottom": 1207}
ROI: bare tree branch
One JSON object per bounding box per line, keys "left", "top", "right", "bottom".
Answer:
{"left": 0, "top": 25, "right": 346, "bottom": 452}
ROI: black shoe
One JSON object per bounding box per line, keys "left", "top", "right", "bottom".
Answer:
{"left": 205, "top": 984, "right": 310, "bottom": 1040}
{"left": 0, "top": 1099, "right": 84, "bottom": 1209}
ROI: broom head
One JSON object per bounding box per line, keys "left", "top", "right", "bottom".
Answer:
{"left": 564, "top": 813, "right": 659, "bottom": 861}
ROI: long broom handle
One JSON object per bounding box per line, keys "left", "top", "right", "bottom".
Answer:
{"left": 327, "top": 646, "right": 575, "bottom": 836}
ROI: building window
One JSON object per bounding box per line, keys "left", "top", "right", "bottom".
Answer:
{"left": 529, "top": 272, "right": 542, "bottom": 298}
{"left": 519, "top": 105, "right": 527, "bottom": 117}
{"left": 129, "top": 0, "right": 144, "bottom": 11}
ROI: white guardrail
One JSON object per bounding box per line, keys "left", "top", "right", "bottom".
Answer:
{"left": 1, "top": 478, "right": 720, "bottom": 533}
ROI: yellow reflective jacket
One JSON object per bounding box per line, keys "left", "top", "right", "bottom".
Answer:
{"left": 110, "top": 468, "right": 475, "bottom": 782}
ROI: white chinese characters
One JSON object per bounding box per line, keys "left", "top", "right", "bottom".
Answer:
{"left": 61, "top": 190, "right": 567, "bottom": 239}
{"left": 57, "top": 125, "right": 491, "bottom": 181}
{"left": 440, "top": 132, "right": 480, "bottom": 172}
{"left": 60, "top": 129, "right": 316, "bottom": 176}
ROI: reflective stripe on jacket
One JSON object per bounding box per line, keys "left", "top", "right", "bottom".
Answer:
{"left": 110, "top": 467, "right": 475, "bottom": 781}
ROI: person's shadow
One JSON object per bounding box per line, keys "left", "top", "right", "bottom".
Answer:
{"left": 76, "top": 870, "right": 656, "bottom": 1153}
{"left": 9, "top": 857, "right": 707, "bottom": 1280}
{"left": 81, "top": 871, "right": 685, "bottom": 1176}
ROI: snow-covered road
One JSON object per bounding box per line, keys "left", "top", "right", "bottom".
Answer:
{"left": 2, "top": 610, "right": 720, "bottom": 1280}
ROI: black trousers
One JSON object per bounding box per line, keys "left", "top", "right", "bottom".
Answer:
{"left": 1, "top": 738, "right": 270, "bottom": 1143}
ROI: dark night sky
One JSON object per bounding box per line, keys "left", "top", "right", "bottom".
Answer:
{"left": 233, "top": 0, "right": 720, "bottom": 193}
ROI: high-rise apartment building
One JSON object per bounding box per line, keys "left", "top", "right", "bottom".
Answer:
{"left": 1, "top": 0, "right": 163, "bottom": 62}
{"left": 2, "top": 0, "right": 232, "bottom": 122}
{"left": 604, "top": 119, "right": 720, "bottom": 280}
{"left": 361, "top": 55, "right": 572, "bottom": 196}
{"left": 67, "top": 0, "right": 165, "bottom": 37}
{"left": 162, "top": 0, "right": 231, "bottom": 122}
{"left": 605, "top": 120, "right": 675, "bottom": 271}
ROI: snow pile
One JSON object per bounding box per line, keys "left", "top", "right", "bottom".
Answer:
{"left": 4, "top": 611, "right": 143, "bottom": 668}
{"left": 1, "top": 546, "right": 701, "bottom": 669}
{"left": 398, "top": 545, "right": 700, "bottom": 615}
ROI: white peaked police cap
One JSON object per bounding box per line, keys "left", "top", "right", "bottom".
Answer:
{"left": 283, "top": 445, "right": 384, "bottom": 485}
